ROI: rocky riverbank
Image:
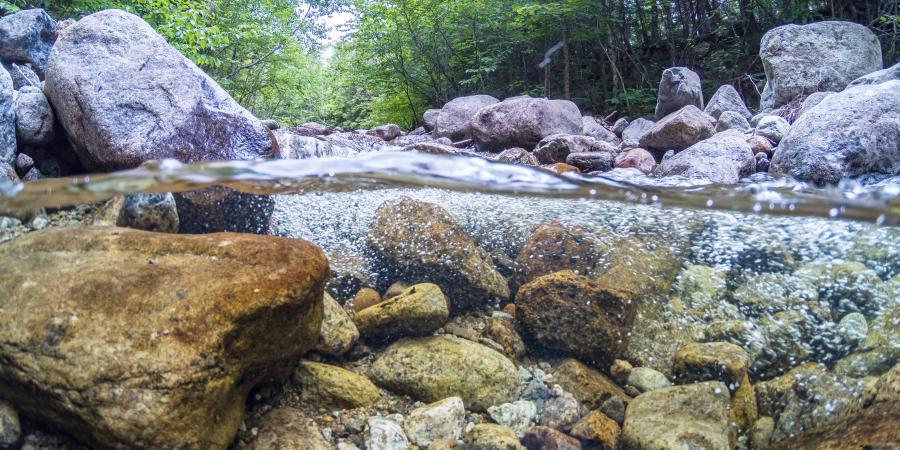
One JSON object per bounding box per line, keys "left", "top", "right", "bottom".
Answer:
{"left": 0, "top": 6, "right": 898, "bottom": 450}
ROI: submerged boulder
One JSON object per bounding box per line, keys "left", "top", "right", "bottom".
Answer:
{"left": 0, "top": 226, "right": 328, "bottom": 449}
{"left": 367, "top": 197, "right": 509, "bottom": 312}
{"left": 0, "top": 8, "right": 56, "bottom": 73}
{"left": 471, "top": 97, "right": 582, "bottom": 150}
{"left": 655, "top": 67, "right": 704, "bottom": 119}
{"left": 759, "top": 21, "right": 882, "bottom": 109}
{"left": 770, "top": 80, "right": 900, "bottom": 184}
{"left": 639, "top": 105, "right": 715, "bottom": 152}
{"left": 434, "top": 95, "right": 499, "bottom": 141}
{"left": 369, "top": 335, "right": 518, "bottom": 411}
{"left": 45, "top": 10, "right": 275, "bottom": 171}
{"left": 656, "top": 130, "right": 754, "bottom": 184}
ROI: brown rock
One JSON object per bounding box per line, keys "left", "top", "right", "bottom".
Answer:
{"left": 486, "top": 317, "right": 526, "bottom": 359}
{"left": 609, "top": 360, "right": 633, "bottom": 385}
{"left": 763, "top": 401, "right": 899, "bottom": 450}
{"left": 747, "top": 135, "right": 773, "bottom": 156}
{"left": 673, "top": 342, "right": 750, "bottom": 390}
{"left": 383, "top": 281, "right": 410, "bottom": 300}
{"left": 522, "top": 426, "right": 582, "bottom": 450}
{"left": 354, "top": 283, "right": 449, "bottom": 342}
{"left": 542, "top": 163, "right": 580, "bottom": 175}
{"left": 513, "top": 221, "right": 610, "bottom": 289}
{"left": 569, "top": 411, "right": 620, "bottom": 450}
{"left": 730, "top": 373, "right": 758, "bottom": 433}
{"left": 293, "top": 361, "right": 381, "bottom": 410}
{"left": 553, "top": 359, "right": 631, "bottom": 411}
{"left": 351, "top": 287, "right": 383, "bottom": 312}
{"left": 248, "top": 407, "right": 331, "bottom": 450}
{"left": 874, "top": 364, "right": 900, "bottom": 403}
{"left": 0, "top": 226, "right": 327, "bottom": 450}
{"left": 496, "top": 147, "right": 539, "bottom": 166}
{"left": 462, "top": 423, "right": 525, "bottom": 450}
{"left": 517, "top": 271, "right": 638, "bottom": 368}
{"left": 314, "top": 292, "right": 359, "bottom": 356}
{"left": 639, "top": 105, "right": 715, "bottom": 152}
{"left": 614, "top": 148, "right": 656, "bottom": 174}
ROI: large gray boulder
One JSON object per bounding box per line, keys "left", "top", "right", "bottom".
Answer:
{"left": 847, "top": 62, "right": 900, "bottom": 88}
{"left": 272, "top": 128, "right": 358, "bottom": 159}
{"left": 2, "top": 62, "right": 39, "bottom": 90}
{"left": 422, "top": 108, "right": 440, "bottom": 131}
{"left": 15, "top": 87, "right": 55, "bottom": 146}
{"left": 656, "top": 130, "right": 755, "bottom": 184}
{"left": 434, "top": 95, "right": 498, "bottom": 141}
{"left": 0, "top": 9, "right": 56, "bottom": 74}
{"left": 704, "top": 85, "right": 751, "bottom": 120}
{"left": 0, "top": 65, "right": 14, "bottom": 165}
{"left": 770, "top": 80, "right": 900, "bottom": 184}
{"left": 471, "top": 97, "right": 582, "bottom": 150}
{"left": 640, "top": 105, "right": 715, "bottom": 152}
{"left": 759, "top": 21, "right": 882, "bottom": 109}
{"left": 45, "top": 10, "right": 275, "bottom": 172}
{"left": 655, "top": 67, "right": 703, "bottom": 119}
{"left": 582, "top": 116, "right": 620, "bottom": 145}
{"left": 621, "top": 118, "right": 655, "bottom": 142}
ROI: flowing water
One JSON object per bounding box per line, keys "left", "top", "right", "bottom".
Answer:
{"left": 1, "top": 150, "right": 898, "bottom": 446}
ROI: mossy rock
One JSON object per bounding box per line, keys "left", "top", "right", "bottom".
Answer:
{"left": 293, "top": 361, "right": 381, "bottom": 410}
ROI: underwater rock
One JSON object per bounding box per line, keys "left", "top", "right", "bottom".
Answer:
{"left": 626, "top": 367, "right": 671, "bottom": 393}
{"left": 487, "top": 400, "right": 538, "bottom": 436}
{"left": 0, "top": 401, "right": 20, "bottom": 449}
{"left": 704, "top": 84, "right": 751, "bottom": 120}
{"left": 248, "top": 407, "right": 332, "bottom": 450}
{"left": 367, "top": 197, "right": 509, "bottom": 312}
{"left": 471, "top": 97, "right": 582, "bottom": 150}
{"left": 293, "top": 361, "right": 381, "bottom": 410}
{"left": 640, "top": 105, "right": 715, "bottom": 152}
{"left": 673, "top": 342, "right": 750, "bottom": 390}
{"left": 513, "top": 220, "right": 610, "bottom": 289}
{"left": 538, "top": 385, "right": 586, "bottom": 431}
{"left": 770, "top": 368, "right": 865, "bottom": 442}
{"left": 365, "top": 416, "right": 409, "bottom": 450}
{"left": 0, "top": 8, "right": 56, "bottom": 73}
{"left": 116, "top": 192, "right": 179, "bottom": 233}
{"left": 569, "top": 410, "right": 620, "bottom": 450}
{"left": 404, "top": 397, "right": 465, "bottom": 447}
{"left": 434, "top": 95, "right": 499, "bottom": 141}
{"left": 770, "top": 80, "right": 900, "bottom": 184}
{"left": 462, "top": 423, "right": 525, "bottom": 450}
{"left": 354, "top": 283, "right": 449, "bottom": 342}
{"left": 621, "top": 382, "right": 735, "bottom": 450}
{"left": 369, "top": 335, "right": 518, "bottom": 411}
{"left": 655, "top": 67, "right": 704, "bottom": 120}
{"left": 314, "top": 292, "right": 359, "bottom": 356}
{"left": 764, "top": 400, "right": 900, "bottom": 450}
{"left": 522, "top": 426, "right": 581, "bottom": 450}
{"left": 486, "top": 316, "right": 526, "bottom": 359}
{"left": 552, "top": 359, "right": 631, "bottom": 411}
{"left": 46, "top": 10, "right": 275, "bottom": 172}
{"left": 759, "top": 21, "right": 881, "bottom": 109}
{"left": 516, "top": 270, "right": 637, "bottom": 368}
{"left": 0, "top": 226, "right": 327, "bottom": 449}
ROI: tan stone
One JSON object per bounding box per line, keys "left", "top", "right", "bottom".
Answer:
{"left": 315, "top": 292, "right": 359, "bottom": 356}
{"left": 355, "top": 283, "right": 449, "bottom": 342}
{"left": 351, "top": 287, "right": 383, "bottom": 312}
{"left": 462, "top": 423, "right": 524, "bottom": 450}
{"left": 248, "top": 407, "right": 331, "bottom": 450}
{"left": 569, "top": 411, "right": 620, "bottom": 450}
{"left": 553, "top": 359, "right": 631, "bottom": 410}
{"left": 673, "top": 342, "right": 750, "bottom": 390}
{"left": 293, "top": 361, "right": 380, "bottom": 410}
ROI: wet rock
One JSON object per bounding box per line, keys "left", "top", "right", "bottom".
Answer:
{"left": 750, "top": 416, "right": 774, "bottom": 450}
{"left": 404, "top": 397, "right": 465, "bottom": 447}
{"left": 383, "top": 281, "right": 410, "bottom": 300}
{"left": 14, "top": 88, "right": 55, "bottom": 146}
{"left": 534, "top": 134, "right": 617, "bottom": 164}
{"left": 837, "top": 312, "right": 868, "bottom": 346}
{"left": 543, "top": 162, "right": 579, "bottom": 175}
{"left": 21, "top": 167, "right": 43, "bottom": 182}
{"left": 704, "top": 84, "right": 751, "bottom": 120}
{"left": 771, "top": 368, "right": 865, "bottom": 441}
{"left": 835, "top": 304, "right": 899, "bottom": 378}
{"left": 671, "top": 264, "right": 734, "bottom": 320}
{"left": 581, "top": 116, "right": 621, "bottom": 145}
{"left": 472, "top": 97, "right": 583, "bottom": 150}
{"left": 759, "top": 21, "right": 882, "bottom": 109}
{"left": 0, "top": 401, "right": 20, "bottom": 449}
{"left": 569, "top": 411, "right": 619, "bottom": 450}
{"left": 3, "top": 62, "right": 39, "bottom": 90}
{"left": 873, "top": 364, "right": 900, "bottom": 403}
{"left": 848, "top": 61, "right": 900, "bottom": 87}
{"left": 639, "top": 105, "right": 715, "bottom": 152}
{"left": 0, "top": 65, "right": 14, "bottom": 165}
{"left": 402, "top": 141, "right": 465, "bottom": 155}
{"left": 369, "top": 335, "right": 518, "bottom": 411}
{"left": 552, "top": 359, "right": 630, "bottom": 412}
{"left": 293, "top": 361, "right": 381, "bottom": 409}
{"left": 173, "top": 188, "right": 274, "bottom": 234}
{"left": 763, "top": 400, "right": 899, "bottom": 450}
{"left": 626, "top": 367, "right": 671, "bottom": 393}
{"left": 486, "top": 317, "right": 526, "bottom": 359}
{"left": 565, "top": 151, "right": 614, "bottom": 173}
{"left": 622, "top": 382, "right": 734, "bottom": 450}
{"left": 770, "top": 80, "right": 900, "bottom": 185}
{"left": 435, "top": 95, "right": 499, "bottom": 141}
{"left": 656, "top": 129, "right": 754, "bottom": 183}
{"left": 730, "top": 373, "right": 758, "bottom": 432}
{"left": 326, "top": 252, "right": 376, "bottom": 302}
{"left": 488, "top": 400, "right": 538, "bottom": 435}
{"left": 522, "top": 426, "right": 581, "bottom": 450}
{"left": 496, "top": 147, "right": 539, "bottom": 165}
{"left": 365, "top": 416, "right": 409, "bottom": 450}
{"left": 655, "top": 67, "right": 704, "bottom": 119}
{"left": 796, "top": 91, "right": 833, "bottom": 119}
{"left": 753, "top": 115, "right": 789, "bottom": 143}
{"left": 273, "top": 129, "right": 358, "bottom": 159}
{"left": 115, "top": 193, "right": 180, "bottom": 233}
{"left": 354, "top": 283, "right": 449, "bottom": 342}
{"left": 746, "top": 135, "right": 773, "bottom": 156}
{"left": 315, "top": 292, "right": 359, "bottom": 356}
{"left": 368, "top": 197, "right": 509, "bottom": 312}
{"left": 715, "top": 110, "right": 750, "bottom": 133}
{"left": 46, "top": 10, "right": 275, "bottom": 172}
{"left": 0, "top": 227, "right": 327, "bottom": 449}
{"left": 621, "top": 118, "right": 654, "bottom": 142}
{"left": 0, "top": 9, "right": 56, "bottom": 73}
{"left": 539, "top": 385, "right": 586, "bottom": 431}
{"left": 249, "top": 407, "right": 331, "bottom": 450}
{"left": 796, "top": 260, "right": 887, "bottom": 318}
{"left": 673, "top": 342, "right": 750, "bottom": 390}
{"left": 613, "top": 147, "right": 655, "bottom": 174}
{"left": 516, "top": 270, "right": 637, "bottom": 368}
{"left": 423, "top": 108, "right": 440, "bottom": 131}
{"left": 462, "top": 423, "right": 525, "bottom": 450}
{"left": 368, "top": 123, "right": 401, "bottom": 141}
{"left": 754, "top": 363, "right": 831, "bottom": 418}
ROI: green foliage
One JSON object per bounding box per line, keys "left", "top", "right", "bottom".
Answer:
{"left": 608, "top": 88, "right": 657, "bottom": 118}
